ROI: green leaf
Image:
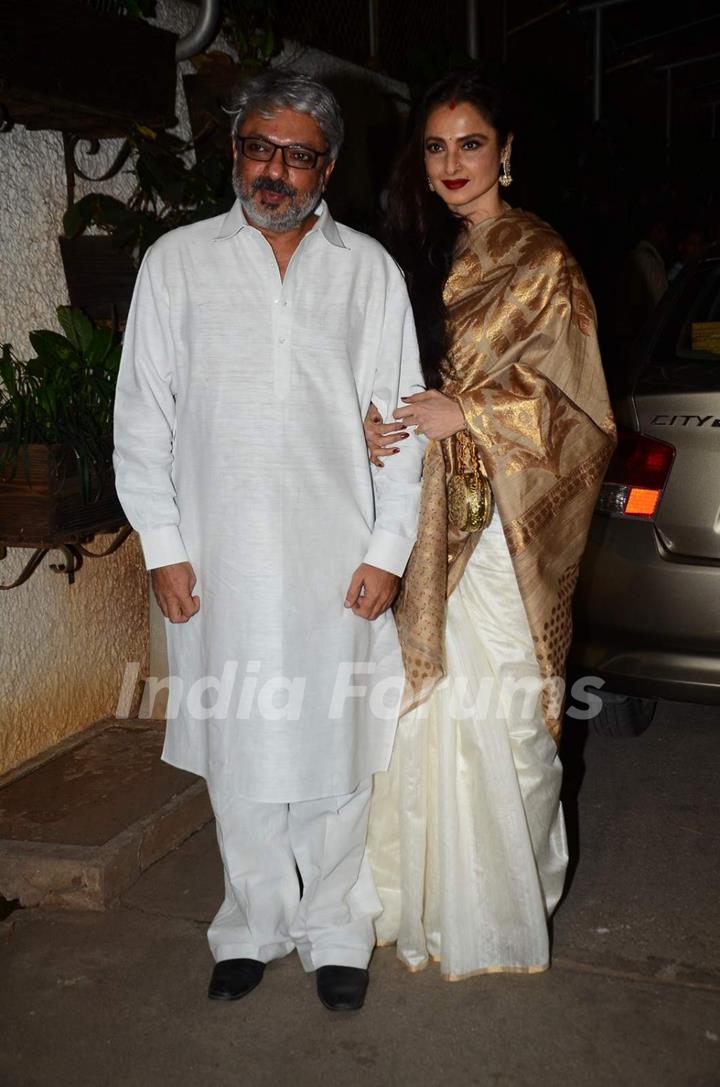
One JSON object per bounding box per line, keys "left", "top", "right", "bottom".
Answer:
{"left": 57, "top": 307, "right": 94, "bottom": 354}
{"left": 86, "top": 326, "right": 114, "bottom": 366}
{"left": 104, "top": 344, "right": 122, "bottom": 375}
{"left": 28, "top": 330, "right": 78, "bottom": 364}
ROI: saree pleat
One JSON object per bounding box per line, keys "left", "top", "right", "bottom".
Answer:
{"left": 370, "top": 512, "right": 567, "bottom": 978}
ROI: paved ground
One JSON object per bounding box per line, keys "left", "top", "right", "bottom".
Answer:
{"left": 2, "top": 701, "right": 719, "bottom": 1087}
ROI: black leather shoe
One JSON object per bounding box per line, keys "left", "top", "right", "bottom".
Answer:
{"left": 316, "top": 965, "right": 369, "bottom": 1011}
{"left": 208, "top": 958, "right": 265, "bottom": 1001}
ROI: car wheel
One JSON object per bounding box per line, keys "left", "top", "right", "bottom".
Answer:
{"left": 589, "top": 691, "right": 657, "bottom": 738}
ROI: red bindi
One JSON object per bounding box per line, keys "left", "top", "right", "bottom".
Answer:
{"left": 449, "top": 100, "right": 457, "bottom": 110}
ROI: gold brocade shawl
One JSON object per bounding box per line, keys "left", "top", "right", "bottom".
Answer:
{"left": 394, "top": 208, "right": 616, "bottom": 743}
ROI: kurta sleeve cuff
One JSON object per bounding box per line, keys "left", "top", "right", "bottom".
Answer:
{"left": 363, "top": 527, "right": 415, "bottom": 577}
{"left": 138, "top": 525, "right": 190, "bottom": 570}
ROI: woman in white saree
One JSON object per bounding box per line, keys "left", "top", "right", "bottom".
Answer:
{"left": 365, "top": 72, "right": 615, "bottom": 980}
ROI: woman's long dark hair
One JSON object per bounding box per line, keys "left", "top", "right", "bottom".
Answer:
{"left": 385, "top": 73, "right": 514, "bottom": 389}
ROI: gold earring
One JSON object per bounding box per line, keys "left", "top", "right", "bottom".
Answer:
{"left": 499, "top": 158, "right": 513, "bottom": 188}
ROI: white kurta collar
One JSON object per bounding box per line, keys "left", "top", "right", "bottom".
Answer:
{"left": 214, "top": 199, "right": 348, "bottom": 250}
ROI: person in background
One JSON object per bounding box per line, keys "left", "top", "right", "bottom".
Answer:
{"left": 668, "top": 222, "right": 707, "bottom": 282}
{"left": 613, "top": 209, "right": 672, "bottom": 367}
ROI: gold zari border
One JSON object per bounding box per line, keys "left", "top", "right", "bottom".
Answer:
{"left": 376, "top": 943, "right": 549, "bottom": 982}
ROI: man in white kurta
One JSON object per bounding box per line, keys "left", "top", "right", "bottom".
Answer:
{"left": 113, "top": 71, "right": 424, "bottom": 1010}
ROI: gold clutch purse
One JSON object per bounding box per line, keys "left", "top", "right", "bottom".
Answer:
{"left": 446, "top": 429, "right": 493, "bottom": 534}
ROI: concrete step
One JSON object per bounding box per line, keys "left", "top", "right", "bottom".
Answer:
{"left": 0, "top": 718, "right": 212, "bottom": 910}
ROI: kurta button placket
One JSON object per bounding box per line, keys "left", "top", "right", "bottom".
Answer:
{"left": 274, "top": 281, "right": 293, "bottom": 399}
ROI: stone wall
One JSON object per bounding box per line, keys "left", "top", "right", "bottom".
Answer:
{"left": 0, "top": 0, "right": 202, "bottom": 773}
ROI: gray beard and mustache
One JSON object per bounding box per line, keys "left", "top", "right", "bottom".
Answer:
{"left": 233, "top": 169, "right": 324, "bottom": 231}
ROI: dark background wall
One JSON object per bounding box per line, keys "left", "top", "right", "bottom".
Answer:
{"left": 281, "top": 0, "right": 720, "bottom": 346}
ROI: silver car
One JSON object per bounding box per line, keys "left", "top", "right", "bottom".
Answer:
{"left": 571, "top": 249, "right": 720, "bottom": 735}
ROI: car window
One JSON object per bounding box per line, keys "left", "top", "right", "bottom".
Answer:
{"left": 646, "top": 260, "right": 720, "bottom": 388}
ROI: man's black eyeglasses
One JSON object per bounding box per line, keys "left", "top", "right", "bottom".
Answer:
{"left": 236, "top": 136, "right": 329, "bottom": 171}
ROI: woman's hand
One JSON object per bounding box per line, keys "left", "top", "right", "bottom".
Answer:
{"left": 393, "top": 390, "right": 466, "bottom": 441}
{"left": 364, "top": 401, "right": 409, "bottom": 468}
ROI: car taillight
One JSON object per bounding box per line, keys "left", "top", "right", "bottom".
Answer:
{"left": 596, "top": 428, "right": 675, "bottom": 519}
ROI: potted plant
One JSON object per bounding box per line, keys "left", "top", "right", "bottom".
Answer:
{"left": 183, "top": 0, "right": 280, "bottom": 145}
{"left": 60, "top": 126, "right": 235, "bottom": 322}
{"left": 0, "top": 307, "right": 125, "bottom": 546}
{"left": 62, "top": 0, "right": 281, "bottom": 244}
{"left": 63, "top": 127, "right": 234, "bottom": 264}
{"left": 59, "top": 0, "right": 277, "bottom": 317}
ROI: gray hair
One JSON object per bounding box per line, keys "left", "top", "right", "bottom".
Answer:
{"left": 229, "top": 69, "right": 344, "bottom": 160}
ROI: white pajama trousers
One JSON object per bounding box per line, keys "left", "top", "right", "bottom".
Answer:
{"left": 207, "top": 779, "right": 381, "bottom": 971}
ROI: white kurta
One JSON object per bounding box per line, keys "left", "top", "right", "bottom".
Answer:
{"left": 114, "top": 200, "right": 426, "bottom": 802}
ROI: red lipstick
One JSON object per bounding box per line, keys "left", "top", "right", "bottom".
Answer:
{"left": 442, "top": 179, "right": 469, "bottom": 190}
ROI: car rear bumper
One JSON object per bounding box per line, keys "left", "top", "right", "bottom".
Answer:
{"left": 567, "top": 650, "right": 720, "bottom": 704}
{"left": 570, "top": 514, "right": 720, "bottom": 705}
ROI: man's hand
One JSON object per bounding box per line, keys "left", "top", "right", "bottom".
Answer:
{"left": 344, "top": 563, "right": 400, "bottom": 621}
{"left": 151, "top": 562, "right": 200, "bottom": 624}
